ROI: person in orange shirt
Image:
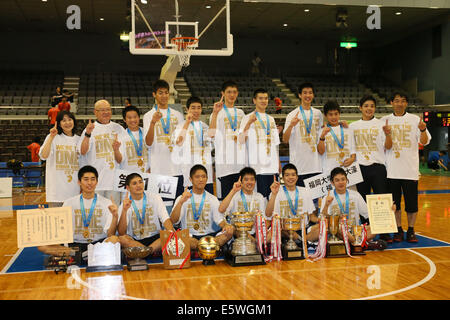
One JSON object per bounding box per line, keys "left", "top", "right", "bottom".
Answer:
{"left": 27, "top": 137, "right": 41, "bottom": 162}
{"left": 48, "top": 106, "right": 59, "bottom": 129}
{"left": 57, "top": 96, "right": 71, "bottom": 112}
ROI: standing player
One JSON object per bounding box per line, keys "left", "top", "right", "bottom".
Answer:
{"left": 239, "top": 88, "right": 280, "bottom": 198}
{"left": 173, "top": 96, "right": 214, "bottom": 194}
{"left": 381, "top": 92, "right": 431, "bottom": 243}
{"left": 209, "top": 81, "right": 246, "bottom": 199}
{"left": 143, "top": 79, "right": 185, "bottom": 201}
{"left": 318, "top": 100, "right": 356, "bottom": 178}
{"left": 78, "top": 99, "right": 125, "bottom": 204}
{"left": 283, "top": 82, "right": 323, "bottom": 187}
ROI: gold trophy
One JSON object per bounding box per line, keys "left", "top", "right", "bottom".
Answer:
{"left": 281, "top": 217, "right": 303, "bottom": 260}
{"left": 226, "top": 212, "right": 265, "bottom": 266}
{"left": 123, "top": 247, "right": 151, "bottom": 271}
{"left": 351, "top": 225, "right": 366, "bottom": 255}
{"left": 326, "top": 215, "right": 347, "bottom": 257}
{"left": 198, "top": 236, "right": 220, "bottom": 266}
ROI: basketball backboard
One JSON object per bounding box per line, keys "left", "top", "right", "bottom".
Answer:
{"left": 129, "top": 0, "right": 233, "bottom": 57}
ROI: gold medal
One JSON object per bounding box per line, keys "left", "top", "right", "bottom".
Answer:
{"left": 311, "top": 146, "right": 316, "bottom": 152}
{"left": 137, "top": 158, "right": 144, "bottom": 167}
{"left": 395, "top": 151, "right": 400, "bottom": 158}
{"left": 140, "top": 227, "right": 145, "bottom": 236}
{"left": 306, "top": 136, "right": 312, "bottom": 143}
{"left": 339, "top": 152, "right": 345, "bottom": 159}
{"left": 193, "top": 223, "right": 200, "bottom": 230}
{"left": 83, "top": 228, "right": 89, "bottom": 239}
{"left": 266, "top": 135, "right": 271, "bottom": 155}
{"left": 67, "top": 175, "right": 72, "bottom": 183}
{"left": 168, "top": 145, "right": 173, "bottom": 152}
{"left": 109, "top": 162, "right": 114, "bottom": 169}
{"left": 364, "top": 155, "right": 370, "bottom": 161}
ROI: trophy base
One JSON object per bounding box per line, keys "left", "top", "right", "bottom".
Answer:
{"left": 350, "top": 245, "right": 366, "bottom": 256}
{"left": 86, "top": 264, "right": 124, "bottom": 273}
{"left": 202, "top": 259, "right": 216, "bottom": 266}
{"left": 282, "top": 246, "right": 304, "bottom": 260}
{"left": 225, "top": 251, "right": 266, "bottom": 267}
{"left": 126, "top": 258, "right": 149, "bottom": 271}
{"left": 326, "top": 242, "right": 347, "bottom": 258}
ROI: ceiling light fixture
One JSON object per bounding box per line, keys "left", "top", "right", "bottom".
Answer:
{"left": 304, "top": 9, "right": 310, "bottom": 12}
{"left": 283, "top": 23, "right": 288, "bottom": 27}
{"left": 395, "top": 12, "right": 402, "bottom": 15}
{"left": 100, "top": 18, "right": 105, "bottom": 21}
{"left": 206, "top": 5, "right": 211, "bottom": 9}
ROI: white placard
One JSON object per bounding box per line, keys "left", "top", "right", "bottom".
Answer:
{"left": 303, "top": 163, "right": 364, "bottom": 200}
{"left": 0, "top": 178, "right": 12, "bottom": 198}
{"left": 113, "top": 169, "right": 178, "bottom": 199}
{"left": 87, "top": 242, "right": 121, "bottom": 267}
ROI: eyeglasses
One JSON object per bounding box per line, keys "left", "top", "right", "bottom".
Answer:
{"left": 95, "top": 108, "right": 111, "bottom": 113}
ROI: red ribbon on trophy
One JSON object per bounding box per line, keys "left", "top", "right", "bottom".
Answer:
{"left": 361, "top": 223, "right": 368, "bottom": 249}
{"left": 301, "top": 214, "right": 309, "bottom": 260}
{"left": 307, "top": 217, "right": 328, "bottom": 262}
{"left": 269, "top": 214, "right": 282, "bottom": 261}
{"left": 162, "top": 229, "right": 180, "bottom": 257}
{"left": 255, "top": 212, "right": 272, "bottom": 263}
{"left": 340, "top": 216, "right": 354, "bottom": 258}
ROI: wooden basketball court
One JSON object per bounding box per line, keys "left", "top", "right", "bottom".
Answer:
{"left": 0, "top": 175, "right": 449, "bottom": 301}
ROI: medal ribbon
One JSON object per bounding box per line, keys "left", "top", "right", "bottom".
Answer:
{"left": 255, "top": 212, "right": 272, "bottom": 263}
{"left": 127, "top": 128, "right": 143, "bottom": 157}
{"left": 155, "top": 105, "right": 171, "bottom": 135}
{"left": 283, "top": 186, "right": 299, "bottom": 217}
{"left": 327, "top": 123, "right": 344, "bottom": 149}
{"left": 79, "top": 193, "right": 97, "bottom": 228}
{"left": 299, "top": 106, "right": 313, "bottom": 135}
{"left": 240, "top": 190, "right": 253, "bottom": 212}
{"left": 190, "top": 190, "right": 206, "bottom": 223}
{"left": 191, "top": 121, "right": 204, "bottom": 147}
{"left": 269, "top": 215, "right": 282, "bottom": 261}
{"left": 340, "top": 216, "right": 354, "bottom": 258}
{"left": 334, "top": 189, "right": 350, "bottom": 216}
{"left": 307, "top": 217, "right": 328, "bottom": 262}
{"left": 255, "top": 112, "right": 271, "bottom": 136}
{"left": 223, "top": 104, "right": 237, "bottom": 132}
{"left": 130, "top": 193, "right": 147, "bottom": 226}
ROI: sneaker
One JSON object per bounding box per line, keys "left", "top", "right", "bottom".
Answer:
{"left": 393, "top": 231, "right": 404, "bottom": 242}
{"left": 406, "top": 231, "right": 419, "bottom": 243}
{"left": 379, "top": 233, "right": 393, "bottom": 244}
{"left": 366, "top": 239, "right": 387, "bottom": 251}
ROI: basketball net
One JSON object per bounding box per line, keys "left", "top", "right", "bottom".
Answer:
{"left": 171, "top": 37, "right": 198, "bottom": 67}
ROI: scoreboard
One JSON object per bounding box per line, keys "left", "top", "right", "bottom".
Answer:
{"left": 423, "top": 111, "right": 450, "bottom": 127}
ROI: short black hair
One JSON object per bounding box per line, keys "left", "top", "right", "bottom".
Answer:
{"left": 390, "top": 92, "right": 409, "bottom": 103}
{"left": 282, "top": 163, "right": 298, "bottom": 176}
{"left": 323, "top": 100, "right": 341, "bottom": 115}
{"left": 239, "top": 167, "right": 257, "bottom": 180}
{"left": 56, "top": 110, "right": 77, "bottom": 135}
{"left": 298, "top": 82, "right": 315, "bottom": 95}
{"left": 253, "top": 88, "right": 268, "bottom": 99}
{"left": 359, "top": 95, "right": 377, "bottom": 108}
{"left": 221, "top": 80, "right": 239, "bottom": 92}
{"left": 78, "top": 165, "right": 98, "bottom": 181}
{"left": 330, "top": 167, "right": 347, "bottom": 182}
{"left": 186, "top": 96, "right": 203, "bottom": 108}
{"left": 153, "top": 79, "right": 170, "bottom": 93}
{"left": 189, "top": 164, "right": 208, "bottom": 178}
{"left": 125, "top": 173, "right": 143, "bottom": 186}
{"left": 122, "top": 105, "right": 140, "bottom": 119}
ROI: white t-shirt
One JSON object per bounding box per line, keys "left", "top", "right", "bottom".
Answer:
{"left": 320, "top": 189, "right": 368, "bottom": 226}
{"left": 39, "top": 133, "right": 82, "bottom": 202}
{"left": 224, "top": 190, "right": 269, "bottom": 234}
{"left": 272, "top": 186, "right": 315, "bottom": 220}
{"left": 172, "top": 120, "right": 214, "bottom": 186}
{"left": 118, "top": 192, "right": 170, "bottom": 240}
{"left": 239, "top": 111, "right": 280, "bottom": 175}
{"left": 209, "top": 106, "right": 247, "bottom": 178}
{"left": 172, "top": 191, "right": 225, "bottom": 237}
{"left": 319, "top": 125, "right": 356, "bottom": 177}
{"left": 283, "top": 107, "right": 323, "bottom": 174}
{"left": 143, "top": 107, "right": 184, "bottom": 176}
{"left": 118, "top": 127, "right": 150, "bottom": 173}
{"left": 77, "top": 121, "right": 126, "bottom": 191}
{"left": 349, "top": 118, "right": 387, "bottom": 166}
{"left": 380, "top": 112, "right": 431, "bottom": 180}
{"left": 62, "top": 193, "right": 114, "bottom": 244}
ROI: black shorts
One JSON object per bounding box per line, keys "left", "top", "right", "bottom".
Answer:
{"left": 136, "top": 233, "right": 160, "bottom": 247}
{"left": 388, "top": 179, "right": 418, "bottom": 213}
{"left": 192, "top": 231, "right": 219, "bottom": 241}
{"left": 356, "top": 163, "right": 389, "bottom": 202}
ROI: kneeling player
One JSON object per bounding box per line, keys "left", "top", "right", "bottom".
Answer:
{"left": 170, "top": 164, "right": 234, "bottom": 251}
{"left": 117, "top": 173, "right": 175, "bottom": 255}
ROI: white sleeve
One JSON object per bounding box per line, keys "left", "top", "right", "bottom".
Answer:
{"left": 273, "top": 192, "right": 281, "bottom": 216}
{"left": 283, "top": 112, "right": 293, "bottom": 134}
{"left": 211, "top": 197, "right": 226, "bottom": 226}
{"left": 348, "top": 128, "right": 356, "bottom": 155}
{"left": 355, "top": 192, "right": 369, "bottom": 219}
{"left": 39, "top": 134, "right": 53, "bottom": 160}
{"left": 103, "top": 198, "right": 114, "bottom": 234}
{"left": 304, "top": 190, "right": 315, "bottom": 214}
{"left": 155, "top": 195, "right": 171, "bottom": 226}
{"left": 171, "top": 196, "right": 185, "bottom": 224}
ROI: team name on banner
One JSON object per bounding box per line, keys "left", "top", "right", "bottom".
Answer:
{"left": 303, "top": 162, "right": 363, "bottom": 199}
{"left": 113, "top": 169, "right": 178, "bottom": 200}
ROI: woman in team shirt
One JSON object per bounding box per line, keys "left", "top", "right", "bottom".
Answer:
{"left": 349, "top": 96, "right": 393, "bottom": 243}
{"left": 39, "top": 111, "right": 82, "bottom": 207}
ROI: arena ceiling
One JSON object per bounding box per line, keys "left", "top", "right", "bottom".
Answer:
{"left": 1, "top": 0, "right": 449, "bottom": 47}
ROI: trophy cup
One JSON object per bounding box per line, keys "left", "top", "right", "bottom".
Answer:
{"left": 123, "top": 246, "right": 151, "bottom": 271}
{"left": 198, "top": 236, "right": 220, "bottom": 265}
{"left": 326, "top": 215, "right": 347, "bottom": 257}
{"left": 226, "top": 212, "right": 265, "bottom": 267}
{"left": 350, "top": 225, "right": 366, "bottom": 256}
{"left": 281, "top": 217, "right": 303, "bottom": 260}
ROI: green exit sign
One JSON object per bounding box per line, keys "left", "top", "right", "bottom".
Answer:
{"left": 340, "top": 42, "right": 358, "bottom": 48}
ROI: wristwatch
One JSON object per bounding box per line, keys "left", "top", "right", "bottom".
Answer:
{"left": 85, "top": 132, "right": 91, "bottom": 138}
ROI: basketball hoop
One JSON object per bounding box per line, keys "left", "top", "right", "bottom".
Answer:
{"left": 171, "top": 36, "right": 199, "bottom": 67}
